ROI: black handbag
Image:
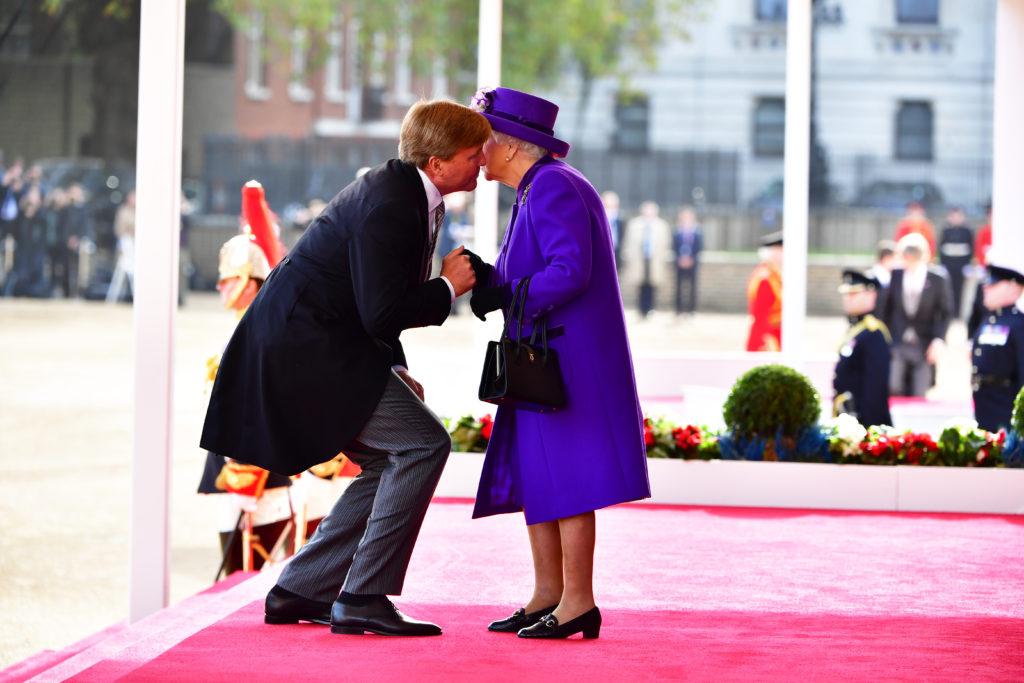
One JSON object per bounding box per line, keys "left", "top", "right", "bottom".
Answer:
{"left": 478, "top": 277, "right": 566, "bottom": 413}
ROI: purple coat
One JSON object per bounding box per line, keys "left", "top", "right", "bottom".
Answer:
{"left": 472, "top": 157, "right": 651, "bottom": 525}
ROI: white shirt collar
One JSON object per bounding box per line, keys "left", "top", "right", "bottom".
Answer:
{"left": 416, "top": 166, "right": 443, "bottom": 215}
{"left": 904, "top": 263, "right": 927, "bottom": 292}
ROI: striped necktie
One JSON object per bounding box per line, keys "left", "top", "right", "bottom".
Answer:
{"left": 423, "top": 203, "right": 445, "bottom": 281}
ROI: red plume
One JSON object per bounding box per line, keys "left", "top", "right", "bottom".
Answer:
{"left": 241, "top": 180, "right": 282, "bottom": 268}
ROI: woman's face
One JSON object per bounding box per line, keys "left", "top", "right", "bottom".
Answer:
{"left": 481, "top": 136, "right": 509, "bottom": 185}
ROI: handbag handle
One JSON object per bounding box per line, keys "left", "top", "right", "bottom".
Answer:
{"left": 501, "top": 277, "right": 530, "bottom": 357}
{"left": 501, "top": 276, "right": 553, "bottom": 367}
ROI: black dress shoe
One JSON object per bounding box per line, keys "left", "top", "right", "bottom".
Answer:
{"left": 488, "top": 604, "right": 559, "bottom": 633}
{"left": 264, "top": 585, "right": 332, "bottom": 625}
{"left": 517, "top": 606, "right": 601, "bottom": 639}
{"left": 330, "top": 596, "right": 442, "bottom": 636}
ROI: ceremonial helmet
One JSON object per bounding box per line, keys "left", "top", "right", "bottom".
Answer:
{"left": 217, "top": 231, "right": 271, "bottom": 309}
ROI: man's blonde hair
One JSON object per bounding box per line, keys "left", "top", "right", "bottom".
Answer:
{"left": 398, "top": 100, "right": 491, "bottom": 168}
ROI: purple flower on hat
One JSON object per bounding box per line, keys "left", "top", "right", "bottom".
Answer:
{"left": 470, "top": 87, "right": 495, "bottom": 113}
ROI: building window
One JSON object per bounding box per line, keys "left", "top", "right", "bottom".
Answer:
{"left": 896, "top": 0, "right": 938, "bottom": 24}
{"left": 289, "top": 28, "right": 313, "bottom": 102}
{"left": 361, "top": 31, "right": 389, "bottom": 121}
{"left": 753, "top": 98, "right": 785, "bottom": 157}
{"left": 614, "top": 93, "right": 649, "bottom": 153}
{"left": 755, "top": 0, "right": 787, "bottom": 22}
{"left": 393, "top": 3, "right": 415, "bottom": 105}
{"left": 324, "top": 15, "right": 346, "bottom": 103}
{"left": 895, "top": 101, "right": 933, "bottom": 160}
{"left": 244, "top": 11, "right": 270, "bottom": 100}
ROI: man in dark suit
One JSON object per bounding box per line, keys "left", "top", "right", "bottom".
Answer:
{"left": 601, "top": 190, "right": 625, "bottom": 271}
{"left": 876, "top": 233, "right": 954, "bottom": 397}
{"left": 671, "top": 205, "right": 703, "bottom": 316}
{"left": 200, "top": 100, "right": 490, "bottom": 636}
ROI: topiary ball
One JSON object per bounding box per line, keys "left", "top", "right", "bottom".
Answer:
{"left": 1012, "top": 385, "right": 1024, "bottom": 436}
{"left": 722, "top": 364, "right": 821, "bottom": 441}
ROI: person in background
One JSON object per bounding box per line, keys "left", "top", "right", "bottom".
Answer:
{"left": 106, "top": 189, "right": 136, "bottom": 303}
{"left": 870, "top": 239, "right": 897, "bottom": 290}
{"left": 746, "top": 231, "right": 783, "bottom": 352}
{"left": 600, "top": 190, "right": 625, "bottom": 271}
{"left": 2, "top": 188, "right": 49, "bottom": 297}
{"left": 672, "top": 205, "right": 703, "bottom": 317}
{"left": 198, "top": 233, "right": 294, "bottom": 575}
{"left": 970, "top": 263, "right": 1024, "bottom": 433}
{"left": 967, "top": 203, "right": 994, "bottom": 338}
{"left": 974, "top": 204, "right": 993, "bottom": 268}
{"left": 937, "top": 205, "right": 973, "bottom": 318}
{"left": 1, "top": 157, "right": 25, "bottom": 279}
{"left": 876, "top": 233, "right": 953, "bottom": 397}
{"left": 833, "top": 270, "right": 893, "bottom": 428}
{"left": 894, "top": 201, "right": 936, "bottom": 261}
{"left": 466, "top": 86, "right": 650, "bottom": 640}
{"left": 624, "top": 200, "right": 672, "bottom": 318}
{"left": 55, "top": 182, "right": 93, "bottom": 298}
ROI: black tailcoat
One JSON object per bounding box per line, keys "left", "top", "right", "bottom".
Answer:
{"left": 200, "top": 161, "right": 452, "bottom": 475}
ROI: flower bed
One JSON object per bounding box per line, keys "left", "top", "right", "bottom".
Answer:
{"left": 446, "top": 413, "right": 1024, "bottom": 469}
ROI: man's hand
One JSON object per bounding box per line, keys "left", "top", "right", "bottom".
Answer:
{"left": 396, "top": 369, "right": 425, "bottom": 401}
{"left": 441, "top": 246, "right": 476, "bottom": 297}
{"left": 461, "top": 247, "right": 491, "bottom": 284}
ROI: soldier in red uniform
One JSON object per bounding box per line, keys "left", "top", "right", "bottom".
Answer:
{"left": 746, "top": 231, "right": 783, "bottom": 351}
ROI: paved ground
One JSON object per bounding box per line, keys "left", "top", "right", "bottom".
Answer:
{"left": 0, "top": 293, "right": 973, "bottom": 669}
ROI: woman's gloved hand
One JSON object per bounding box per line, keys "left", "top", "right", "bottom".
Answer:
{"left": 470, "top": 283, "right": 512, "bottom": 321}
{"left": 461, "top": 247, "right": 491, "bottom": 284}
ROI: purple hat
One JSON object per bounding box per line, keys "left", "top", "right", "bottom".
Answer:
{"left": 470, "top": 87, "right": 570, "bottom": 158}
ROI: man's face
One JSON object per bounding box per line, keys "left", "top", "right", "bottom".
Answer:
{"left": 433, "top": 144, "right": 485, "bottom": 194}
{"left": 982, "top": 280, "right": 1024, "bottom": 310}
{"left": 217, "top": 275, "right": 258, "bottom": 311}
{"left": 842, "top": 290, "right": 876, "bottom": 316}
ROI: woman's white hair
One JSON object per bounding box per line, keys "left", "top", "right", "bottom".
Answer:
{"left": 492, "top": 131, "right": 549, "bottom": 160}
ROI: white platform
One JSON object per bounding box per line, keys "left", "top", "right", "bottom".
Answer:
{"left": 436, "top": 452, "right": 1024, "bottom": 515}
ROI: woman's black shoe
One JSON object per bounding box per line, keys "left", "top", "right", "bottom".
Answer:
{"left": 488, "top": 604, "right": 559, "bottom": 633}
{"left": 517, "top": 606, "right": 601, "bottom": 639}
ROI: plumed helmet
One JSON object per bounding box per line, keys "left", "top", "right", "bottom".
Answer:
{"left": 218, "top": 232, "right": 271, "bottom": 283}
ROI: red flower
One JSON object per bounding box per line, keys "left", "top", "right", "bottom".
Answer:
{"left": 479, "top": 414, "right": 494, "bottom": 440}
{"left": 644, "top": 422, "right": 655, "bottom": 447}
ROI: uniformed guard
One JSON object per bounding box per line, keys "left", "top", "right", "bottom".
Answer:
{"left": 833, "top": 269, "right": 893, "bottom": 427}
{"left": 971, "top": 263, "right": 1024, "bottom": 432}
{"left": 198, "top": 229, "right": 294, "bottom": 577}
{"left": 746, "top": 231, "right": 783, "bottom": 351}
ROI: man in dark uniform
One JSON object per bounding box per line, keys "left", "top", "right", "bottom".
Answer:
{"left": 833, "top": 269, "right": 893, "bottom": 427}
{"left": 201, "top": 100, "right": 490, "bottom": 636}
{"left": 971, "top": 263, "right": 1024, "bottom": 432}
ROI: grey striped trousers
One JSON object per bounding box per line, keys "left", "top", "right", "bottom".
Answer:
{"left": 276, "top": 371, "right": 451, "bottom": 601}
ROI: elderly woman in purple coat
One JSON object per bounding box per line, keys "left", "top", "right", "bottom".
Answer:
{"left": 466, "top": 87, "right": 650, "bottom": 640}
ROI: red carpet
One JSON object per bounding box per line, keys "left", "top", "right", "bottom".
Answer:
{"left": 8, "top": 500, "right": 1024, "bottom": 682}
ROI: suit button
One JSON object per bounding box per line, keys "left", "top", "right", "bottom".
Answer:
{"left": 975, "top": 348, "right": 982, "bottom": 356}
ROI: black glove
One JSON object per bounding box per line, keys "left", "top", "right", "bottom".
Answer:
{"left": 470, "top": 284, "right": 512, "bottom": 321}
{"left": 461, "top": 248, "right": 492, "bottom": 285}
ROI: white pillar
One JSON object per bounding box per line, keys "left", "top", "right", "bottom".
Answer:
{"left": 992, "top": 0, "right": 1024, "bottom": 266}
{"left": 473, "top": 0, "right": 502, "bottom": 263}
{"left": 781, "top": 1, "right": 811, "bottom": 367}
{"left": 129, "top": 0, "right": 185, "bottom": 622}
